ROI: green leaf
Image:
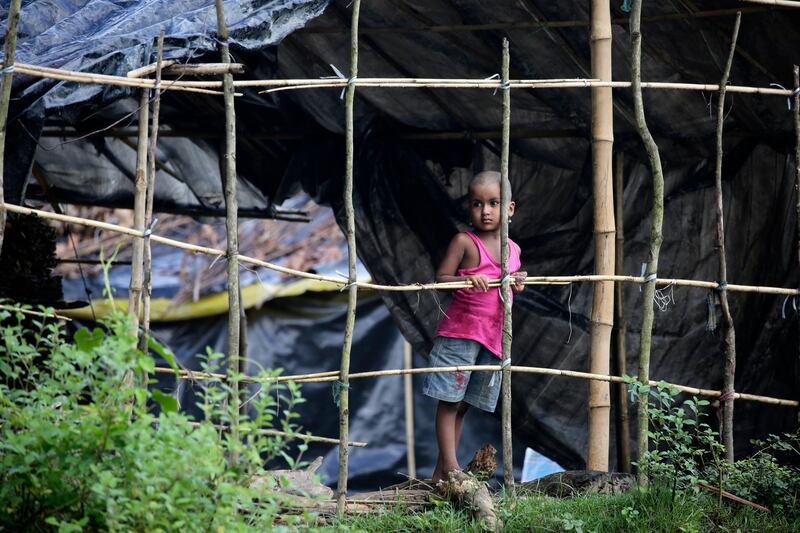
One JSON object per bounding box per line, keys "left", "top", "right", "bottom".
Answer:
{"left": 148, "top": 336, "right": 179, "bottom": 372}
{"left": 74, "top": 327, "right": 105, "bottom": 352}
{"left": 152, "top": 389, "right": 178, "bottom": 413}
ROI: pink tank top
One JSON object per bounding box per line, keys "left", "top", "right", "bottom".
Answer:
{"left": 436, "top": 231, "right": 522, "bottom": 359}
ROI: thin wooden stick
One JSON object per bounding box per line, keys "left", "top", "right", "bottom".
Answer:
{"left": 128, "top": 90, "right": 149, "bottom": 335}
{"left": 794, "top": 65, "right": 800, "bottom": 417}
{"left": 715, "top": 12, "right": 742, "bottom": 464}
{"left": 403, "top": 341, "right": 416, "bottom": 479}
{"left": 7, "top": 203, "right": 800, "bottom": 296}
{"left": 186, "top": 421, "right": 368, "bottom": 447}
{"left": 499, "top": 37, "right": 515, "bottom": 493}
{"left": 0, "top": 0, "right": 21, "bottom": 256}
{"left": 696, "top": 482, "right": 771, "bottom": 512}
{"left": 738, "top": 0, "right": 800, "bottom": 7}
{"left": 214, "top": 0, "right": 242, "bottom": 467}
{"left": 0, "top": 304, "right": 72, "bottom": 321}
{"left": 162, "top": 63, "right": 245, "bottom": 76}
{"left": 127, "top": 60, "right": 177, "bottom": 78}
{"left": 139, "top": 31, "right": 165, "bottom": 354}
{"left": 631, "top": 0, "right": 667, "bottom": 486}
{"left": 588, "top": 0, "right": 615, "bottom": 473}
{"left": 613, "top": 152, "right": 631, "bottom": 473}
{"left": 337, "top": 0, "right": 361, "bottom": 516}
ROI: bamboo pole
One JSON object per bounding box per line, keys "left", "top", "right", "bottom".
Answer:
{"left": 499, "top": 38, "right": 515, "bottom": 493}
{"left": 714, "top": 13, "right": 742, "bottom": 464}
{"left": 0, "top": 0, "right": 21, "bottom": 256}
{"left": 127, "top": 60, "right": 177, "bottom": 78}
{"left": 631, "top": 0, "right": 667, "bottom": 486}
{"left": 7, "top": 61, "right": 800, "bottom": 96}
{"left": 128, "top": 90, "right": 149, "bottom": 335}
{"left": 403, "top": 341, "right": 416, "bottom": 479}
{"left": 6, "top": 202, "right": 800, "bottom": 296}
{"left": 152, "top": 364, "right": 800, "bottom": 407}
{"left": 337, "top": 0, "right": 361, "bottom": 515}
{"left": 588, "top": 0, "right": 615, "bottom": 473}
{"left": 185, "top": 421, "right": 368, "bottom": 447}
{"left": 613, "top": 152, "right": 631, "bottom": 473}
{"left": 139, "top": 31, "right": 165, "bottom": 354}
{"left": 793, "top": 64, "right": 800, "bottom": 425}
{"left": 214, "top": 0, "right": 242, "bottom": 467}
{"left": 0, "top": 304, "right": 72, "bottom": 321}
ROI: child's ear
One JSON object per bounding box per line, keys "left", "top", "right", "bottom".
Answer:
{"left": 508, "top": 201, "right": 516, "bottom": 217}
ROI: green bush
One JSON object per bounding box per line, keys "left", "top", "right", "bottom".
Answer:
{"left": 0, "top": 304, "right": 311, "bottom": 531}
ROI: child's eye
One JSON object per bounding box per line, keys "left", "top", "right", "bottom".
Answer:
{"left": 491, "top": 200, "right": 500, "bottom": 206}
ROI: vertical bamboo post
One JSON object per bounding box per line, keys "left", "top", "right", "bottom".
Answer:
{"left": 630, "top": 0, "right": 666, "bottom": 485}
{"left": 128, "top": 90, "right": 149, "bottom": 336}
{"left": 714, "top": 12, "right": 741, "bottom": 464}
{"left": 613, "top": 151, "right": 631, "bottom": 473}
{"left": 139, "top": 31, "right": 165, "bottom": 353}
{"left": 499, "top": 37, "right": 515, "bottom": 494}
{"left": 794, "top": 65, "right": 800, "bottom": 400}
{"left": 0, "top": 0, "right": 22, "bottom": 256}
{"left": 214, "top": 0, "right": 241, "bottom": 465}
{"left": 588, "top": 0, "right": 615, "bottom": 472}
{"left": 403, "top": 340, "right": 417, "bottom": 479}
{"left": 337, "top": 0, "right": 362, "bottom": 515}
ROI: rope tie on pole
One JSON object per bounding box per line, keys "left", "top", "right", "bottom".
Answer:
{"left": 498, "top": 274, "right": 514, "bottom": 304}
{"left": 331, "top": 380, "right": 350, "bottom": 407}
{"left": 143, "top": 217, "right": 158, "bottom": 237}
{"left": 781, "top": 293, "right": 797, "bottom": 319}
{"left": 325, "top": 64, "right": 357, "bottom": 100}
{"left": 0, "top": 65, "right": 15, "bottom": 74}
{"left": 770, "top": 83, "right": 796, "bottom": 110}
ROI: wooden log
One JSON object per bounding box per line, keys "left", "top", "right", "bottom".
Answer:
{"left": 466, "top": 444, "right": 498, "bottom": 482}
{"left": 139, "top": 31, "right": 165, "bottom": 354}
{"left": 714, "top": 13, "right": 742, "bottom": 464}
{"left": 127, "top": 60, "right": 177, "bottom": 78}
{"left": 613, "top": 152, "right": 631, "bottom": 473}
{"left": 251, "top": 457, "right": 333, "bottom": 498}
{"left": 127, "top": 90, "right": 149, "bottom": 335}
{"left": 519, "top": 470, "right": 635, "bottom": 497}
{"left": 588, "top": 0, "right": 615, "bottom": 473}
{"left": 214, "top": 0, "right": 242, "bottom": 467}
{"left": 337, "top": 0, "right": 362, "bottom": 515}
{"left": 630, "top": 0, "right": 667, "bottom": 485}
{"left": 438, "top": 470, "right": 501, "bottom": 532}
{"left": 499, "top": 37, "right": 515, "bottom": 494}
{"left": 162, "top": 62, "right": 245, "bottom": 76}
{"left": 0, "top": 0, "right": 21, "bottom": 257}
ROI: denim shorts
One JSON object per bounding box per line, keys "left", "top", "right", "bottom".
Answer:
{"left": 423, "top": 336, "right": 502, "bottom": 412}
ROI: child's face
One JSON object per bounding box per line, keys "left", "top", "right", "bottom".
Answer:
{"left": 469, "top": 181, "right": 515, "bottom": 232}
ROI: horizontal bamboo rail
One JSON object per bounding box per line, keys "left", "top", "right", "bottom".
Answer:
{"left": 4, "top": 62, "right": 797, "bottom": 97}
{"left": 185, "top": 421, "right": 367, "bottom": 447}
{"left": 156, "top": 364, "right": 798, "bottom": 407}
{"left": 740, "top": 0, "right": 800, "bottom": 7}
{"left": 7, "top": 202, "right": 800, "bottom": 296}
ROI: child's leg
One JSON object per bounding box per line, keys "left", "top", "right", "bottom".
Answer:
{"left": 433, "top": 400, "right": 471, "bottom": 482}
{"left": 432, "top": 399, "right": 461, "bottom": 482}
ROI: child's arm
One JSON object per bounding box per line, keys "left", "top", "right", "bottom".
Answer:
{"left": 511, "top": 242, "right": 526, "bottom": 294}
{"left": 436, "top": 233, "right": 490, "bottom": 292}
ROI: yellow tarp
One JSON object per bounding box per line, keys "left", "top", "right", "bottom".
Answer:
{"left": 60, "top": 277, "right": 352, "bottom": 321}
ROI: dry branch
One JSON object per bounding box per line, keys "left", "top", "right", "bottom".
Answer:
{"left": 0, "top": 0, "right": 21, "bottom": 256}
{"left": 127, "top": 90, "right": 149, "bottom": 335}
{"left": 127, "top": 60, "right": 177, "bottom": 78}
{"left": 613, "top": 151, "right": 631, "bottom": 473}
{"left": 0, "top": 304, "right": 72, "bottom": 321}
{"left": 163, "top": 62, "right": 245, "bottom": 76}
{"left": 714, "top": 12, "right": 742, "bottom": 464}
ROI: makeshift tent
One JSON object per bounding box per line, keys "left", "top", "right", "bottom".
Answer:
{"left": 2, "top": 0, "right": 799, "bottom": 471}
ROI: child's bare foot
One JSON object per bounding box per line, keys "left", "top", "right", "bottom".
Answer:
{"left": 432, "top": 462, "right": 461, "bottom": 483}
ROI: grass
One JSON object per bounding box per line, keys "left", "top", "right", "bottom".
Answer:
{"left": 329, "top": 485, "right": 800, "bottom": 532}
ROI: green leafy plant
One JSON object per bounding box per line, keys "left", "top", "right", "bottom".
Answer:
{"left": 0, "top": 303, "right": 313, "bottom": 531}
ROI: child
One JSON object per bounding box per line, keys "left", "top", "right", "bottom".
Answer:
{"left": 424, "top": 170, "right": 526, "bottom": 483}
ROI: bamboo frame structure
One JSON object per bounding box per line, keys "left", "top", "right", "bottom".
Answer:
{"left": 588, "top": 0, "right": 615, "bottom": 473}
{"left": 0, "top": 0, "right": 21, "bottom": 255}
{"left": 499, "top": 38, "right": 514, "bottom": 493}
{"left": 714, "top": 13, "right": 742, "bottom": 464}
{"left": 613, "top": 152, "right": 631, "bottom": 473}
{"left": 631, "top": 0, "right": 667, "bottom": 485}
{"left": 336, "top": 0, "right": 361, "bottom": 515}
{"left": 3, "top": 5, "right": 800, "bottom": 498}
{"left": 139, "top": 31, "right": 165, "bottom": 353}
{"left": 795, "top": 65, "right": 800, "bottom": 408}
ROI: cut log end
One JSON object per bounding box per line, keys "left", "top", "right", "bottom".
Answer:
{"left": 438, "top": 470, "right": 501, "bottom": 532}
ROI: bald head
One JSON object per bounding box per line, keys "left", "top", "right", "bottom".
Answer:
{"left": 469, "top": 171, "right": 501, "bottom": 196}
